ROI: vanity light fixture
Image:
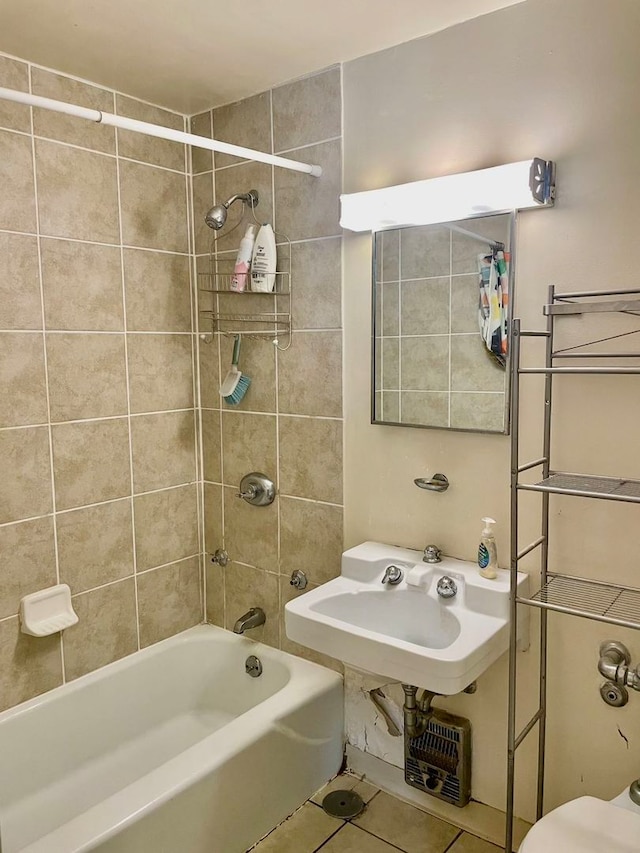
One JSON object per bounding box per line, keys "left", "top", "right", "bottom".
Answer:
{"left": 339, "top": 158, "right": 555, "bottom": 232}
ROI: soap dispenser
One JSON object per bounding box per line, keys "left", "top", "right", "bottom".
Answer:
{"left": 478, "top": 517, "right": 498, "bottom": 579}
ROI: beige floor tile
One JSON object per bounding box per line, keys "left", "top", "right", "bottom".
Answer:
{"left": 321, "top": 823, "right": 404, "bottom": 853}
{"left": 448, "top": 832, "right": 502, "bottom": 853}
{"left": 310, "top": 773, "right": 379, "bottom": 806}
{"left": 354, "top": 791, "right": 460, "bottom": 853}
{"left": 251, "top": 802, "right": 342, "bottom": 853}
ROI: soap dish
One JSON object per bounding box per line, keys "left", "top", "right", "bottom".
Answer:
{"left": 20, "top": 584, "right": 79, "bottom": 636}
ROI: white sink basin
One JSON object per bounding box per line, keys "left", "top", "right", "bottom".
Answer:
{"left": 285, "top": 541, "right": 529, "bottom": 694}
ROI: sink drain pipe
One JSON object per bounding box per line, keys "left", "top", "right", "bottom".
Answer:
{"left": 402, "top": 682, "right": 477, "bottom": 737}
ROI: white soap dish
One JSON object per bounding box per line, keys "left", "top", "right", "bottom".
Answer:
{"left": 20, "top": 584, "right": 78, "bottom": 636}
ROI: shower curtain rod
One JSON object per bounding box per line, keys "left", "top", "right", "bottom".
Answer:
{"left": 0, "top": 86, "right": 323, "bottom": 177}
{"left": 447, "top": 222, "right": 503, "bottom": 248}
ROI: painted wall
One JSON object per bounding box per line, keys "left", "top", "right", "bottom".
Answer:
{"left": 193, "top": 68, "right": 345, "bottom": 666}
{"left": 0, "top": 53, "right": 201, "bottom": 712}
{"left": 343, "top": 0, "right": 640, "bottom": 819}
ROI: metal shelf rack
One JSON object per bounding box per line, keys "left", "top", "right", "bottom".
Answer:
{"left": 505, "top": 286, "right": 640, "bottom": 852}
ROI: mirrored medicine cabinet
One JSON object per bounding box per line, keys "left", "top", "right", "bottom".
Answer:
{"left": 372, "top": 212, "right": 516, "bottom": 434}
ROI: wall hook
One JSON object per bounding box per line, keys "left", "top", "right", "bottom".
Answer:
{"left": 414, "top": 474, "right": 449, "bottom": 492}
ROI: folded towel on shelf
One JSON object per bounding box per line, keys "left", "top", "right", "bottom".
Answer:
{"left": 478, "top": 249, "right": 509, "bottom": 366}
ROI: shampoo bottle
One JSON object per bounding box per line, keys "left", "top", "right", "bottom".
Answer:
{"left": 250, "top": 224, "right": 277, "bottom": 292}
{"left": 230, "top": 224, "right": 257, "bottom": 292}
{"left": 478, "top": 517, "right": 498, "bottom": 579}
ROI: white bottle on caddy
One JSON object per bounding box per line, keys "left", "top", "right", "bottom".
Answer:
{"left": 230, "top": 224, "right": 256, "bottom": 292}
{"left": 250, "top": 224, "right": 277, "bottom": 292}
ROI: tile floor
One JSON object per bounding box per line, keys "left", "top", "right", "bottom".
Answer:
{"left": 249, "top": 774, "right": 502, "bottom": 853}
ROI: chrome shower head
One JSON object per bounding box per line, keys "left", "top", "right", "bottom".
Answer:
{"left": 204, "top": 189, "right": 259, "bottom": 230}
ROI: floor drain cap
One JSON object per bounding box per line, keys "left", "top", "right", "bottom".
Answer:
{"left": 322, "top": 789, "right": 365, "bottom": 820}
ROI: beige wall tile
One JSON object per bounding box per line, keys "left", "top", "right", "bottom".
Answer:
{"left": 224, "top": 562, "right": 279, "bottom": 647}
{"left": 202, "top": 408, "right": 221, "bottom": 482}
{"left": 381, "top": 337, "right": 399, "bottom": 390}
{"left": 116, "top": 95, "right": 185, "bottom": 172}
{"left": 401, "top": 336, "right": 449, "bottom": 391}
{"left": 0, "top": 426, "right": 52, "bottom": 523}
{"left": 274, "top": 139, "right": 341, "bottom": 241}
{"left": 451, "top": 274, "right": 480, "bottom": 333}
{"left": 0, "top": 234, "right": 41, "bottom": 330}
{"left": 280, "top": 497, "right": 343, "bottom": 584}
{"left": 450, "top": 335, "right": 506, "bottom": 392}
{"left": 134, "top": 484, "right": 199, "bottom": 571}
{"left": 381, "top": 391, "right": 399, "bottom": 422}
{"left": 36, "top": 140, "right": 120, "bottom": 243}
{"left": 204, "top": 482, "right": 222, "bottom": 553}
{"left": 123, "top": 249, "right": 191, "bottom": 332}
{"left": 31, "top": 68, "right": 116, "bottom": 153}
{"left": 46, "top": 333, "right": 127, "bottom": 421}
{"left": 273, "top": 67, "right": 341, "bottom": 152}
{"left": 291, "top": 237, "right": 342, "bottom": 330}
{"left": 0, "top": 617, "right": 62, "bottom": 712}
{"left": 450, "top": 392, "right": 505, "bottom": 432}
{"left": 279, "top": 416, "right": 342, "bottom": 503}
{"left": 213, "top": 91, "right": 271, "bottom": 169}
{"left": 380, "top": 229, "right": 400, "bottom": 282}
{"left": 400, "top": 391, "right": 449, "bottom": 427}
{"left": 131, "top": 409, "right": 196, "bottom": 492}
{"left": 64, "top": 579, "right": 138, "bottom": 680}
{"left": 380, "top": 281, "right": 399, "bottom": 337}
{"left": 192, "top": 171, "right": 214, "bottom": 254}
{"left": 127, "top": 333, "right": 193, "bottom": 413}
{"left": 199, "top": 336, "right": 221, "bottom": 409}
{"left": 213, "top": 160, "right": 274, "bottom": 253}
{"left": 401, "top": 277, "right": 450, "bottom": 336}
{"left": 57, "top": 499, "right": 134, "bottom": 593}
{"left": 0, "top": 56, "right": 30, "bottom": 132}
{"left": 189, "top": 110, "right": 213, "bottom": 174}
{"left": 354, "top": 790, "right": 459, "bottom": 852}
{"left": 205, "top": 562, "right": 224, "bottom": 627}
{"left": 137, "top": 556, "right": 202, "bottom": 647}
{"left": 223, "top": 485, "right": 278, "bottom": 571}
{"left": 221, "top": 411, "right": 276, "bottom": 487}
{"left": 220, "top": 334, "right": 276, "bottom": 413}
{"left": 0, "top": 130, "right": 36, "bottom": 233}
{"left": 41, "top": 239, "right": 124, "bottom": 331}
{"left": 0, "top": 517, "right": 57, "bottom": 619}
{"left": 119, "top": 159, "right": 189, "bottom": 253}
{"left": 52, "top": 418, "right": 131, "bottom": 510}
{"left": 0, "top": 333, "right": 48, "bottom": 427}
{"left": 401, "top": 225, "right": 450, "bottom": 280}
{"left": 278, "top": 331, "right": 342, "bottom": 417}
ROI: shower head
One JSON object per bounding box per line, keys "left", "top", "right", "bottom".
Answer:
{"left": 204, "top": 189, "right": 259, "bottom": 230}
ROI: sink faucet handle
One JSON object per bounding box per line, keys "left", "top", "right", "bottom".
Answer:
{"left": 436, "top": 576, "right": 457, "bottom": 599}
{"left": 423, "top": 545, "right": 442, "bottom": 563}
{"left": 381, "top": 565, "right": 404, "bottom": 585}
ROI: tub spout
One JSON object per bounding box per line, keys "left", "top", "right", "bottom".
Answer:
{"left": 233, "top": 607, "right": 266, "bottom": 634}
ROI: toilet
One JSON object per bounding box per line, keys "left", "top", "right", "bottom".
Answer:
{"left": 519, "top": 787, "right": 640, "bottom": 852}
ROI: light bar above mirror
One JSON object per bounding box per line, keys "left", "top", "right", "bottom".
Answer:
{"left": 340, "top": 158, "right": 555, "bottom": 232}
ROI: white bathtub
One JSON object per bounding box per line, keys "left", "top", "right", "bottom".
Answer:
{"left": 0, "top": 625, "right": 344, "bottom": 853}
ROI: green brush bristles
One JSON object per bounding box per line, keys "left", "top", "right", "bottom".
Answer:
{"left": 224, "top": 373, "right": 251, "bottom": 405}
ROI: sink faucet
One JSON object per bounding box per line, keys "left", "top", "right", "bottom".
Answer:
{"left": 233, "top": 607, "right": 266, "bottom": 634}
{"left": 381, "top": 565, "right": 404, "bottom": 585}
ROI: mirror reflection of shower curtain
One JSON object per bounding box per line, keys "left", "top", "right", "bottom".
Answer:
{"left": 478, "top": 249, "right": 509, "bottom": 366}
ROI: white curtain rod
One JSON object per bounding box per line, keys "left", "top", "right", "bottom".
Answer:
{"left": 0, "top": 86, "right": 322, "bottom": 177}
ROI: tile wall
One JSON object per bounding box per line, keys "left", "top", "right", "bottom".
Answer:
{"left": 0, "top": 53, "right": 202, "bottom": 711}
{"left": 374, "top": 216, "right": 510, "bottom": 431}
{"left": 192, "top": 67, "right": 344, "bottom": 665}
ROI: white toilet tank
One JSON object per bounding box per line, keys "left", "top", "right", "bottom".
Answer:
{"left": 519, "top": 791, "right": 640, "bottom": 853}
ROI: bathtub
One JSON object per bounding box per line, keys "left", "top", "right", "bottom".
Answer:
{"left": 0, "top": 624, "right": 344, "bottom": 853}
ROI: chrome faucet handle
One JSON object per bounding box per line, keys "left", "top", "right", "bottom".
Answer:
{"left": 381, "top": 565, "right": 404, "bottom": 585}
{"left": 436, "top": 576, "right": 457, "bottom": 599}
{"left": 423, "top": 545, "right": 442, "bottom": 563}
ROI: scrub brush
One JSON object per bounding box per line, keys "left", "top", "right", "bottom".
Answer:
{"left": 220, "top": 335, "right": 251, "bottom": 405}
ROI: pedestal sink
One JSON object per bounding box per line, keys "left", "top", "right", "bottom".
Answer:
{"left": 285, "top": 541, "right": 529, "bottom": 694}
